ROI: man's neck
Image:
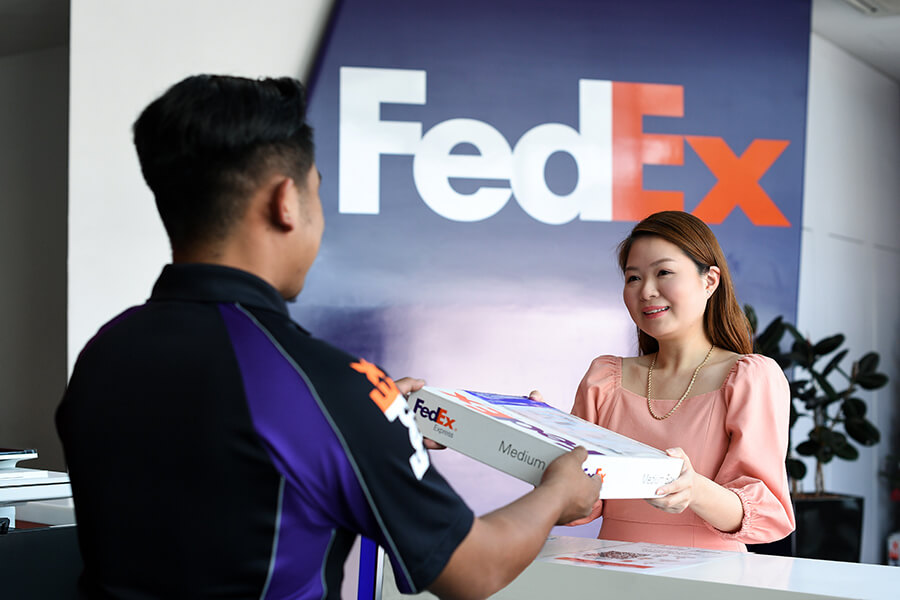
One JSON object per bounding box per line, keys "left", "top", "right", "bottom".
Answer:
{"left": 171, "top": 242, "right": 288, "bottom": 298}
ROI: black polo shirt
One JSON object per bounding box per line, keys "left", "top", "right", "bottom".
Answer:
{"left": 57, "top": 263, "right": 473, "bottom": 599}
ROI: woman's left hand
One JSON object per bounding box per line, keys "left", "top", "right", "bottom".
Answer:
{"left": 645, "top": 447, "right": 696, "bottom": 514}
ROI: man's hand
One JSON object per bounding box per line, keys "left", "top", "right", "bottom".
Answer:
{"left": 562, "top": 497, "right": 604, "bottom": 527}
{"left": 428, "top": 446, "right": 601, "bottom": 599}
{"left": 395, "top": 377, "right": 445, "bottom": 449}
{"left": 540, "top": 447, "right": 602, "bottom": 525}
{"left": 395, "top": 376, "right": 425, "bottom": 397}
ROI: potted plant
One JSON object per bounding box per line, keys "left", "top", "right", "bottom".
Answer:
{"left": 881, "top": 454, "right": 900, "bottom": 565}
{"left": 881, "top": 454, "right": 900, "bottom": 518}
{"left": 745, "top": 306, "right": 889, "bottom": 562}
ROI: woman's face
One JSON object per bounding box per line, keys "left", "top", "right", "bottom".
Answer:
{"left": 622, "top": 236, "right": 718, "bottom": 344}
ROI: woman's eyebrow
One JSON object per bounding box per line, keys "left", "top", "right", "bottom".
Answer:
{"left": 624, "top": 258, "right": 677, "bottom": 271}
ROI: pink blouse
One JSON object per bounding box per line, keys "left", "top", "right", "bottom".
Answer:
{"left": 571, "top": 354, "right": 795, "bottom": 551}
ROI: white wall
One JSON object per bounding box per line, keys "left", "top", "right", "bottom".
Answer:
{"left": 68, "top": 0, "right": 333, "bottom": 372}
{"left": 0, "top": 46, "right": 68, "bottom": 470}
{"left": 67, "top": 0, "right": 363, "bottom": 592}
{"left": 797, "top": 34, "right": 900, "bottom": 564}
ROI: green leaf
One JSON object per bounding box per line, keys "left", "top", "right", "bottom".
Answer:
{"left": 834, "top": 443, "right": 859, "bottom": 460}
{"left": 789, "top": 352, "right": 813, "bottom": 370}
{"left": 810, "top": 371, "right": 840, "bottom": 401}
{"left": 774, "top": 355, "right": 793, "bottom": 370}
{"left": 790, "top": 335, "right": 812, "bottom": 351}
{"left": 789, "top": 402, "right": 799, "bottom": 428}
{"left": 760, "top": 351, "right": 793, "bottom": 371}
{"left": 824, "top": 430, "right": 847, "bottom": 447}
{"left": 807, "top": 427, "right": 822, "bottom": 442}
{"left": 786, "top": 458, "right": 807, "bottom": 480}
{"left": 756, "top": 317, "right": 786, "bottom": 356}
{"left": 790, "top": 379, "right": 810, "bottom": 393}
{"left": 845, "top": 418, "right": 881, "bottom": 446}
{"left": 857, "top": 352, "right": 879, "bottom": 374}
{"left": 856, "top": 372, "right": 889, "bottom": 390}
{"left": 819, "top": 445, "right": 834, "bottom": 464}
{"left": 744, "top": 305, "right": 759, "bottom": 335}
{"left": 804, "top": 394, "right": 829, "bottom": 410}
{"left": 813, "top": 334, "right": 844, "bottom": 357}
{"left": 796, "top": 440, "right": 819, "bottom": 456}
{"left": 795, "top": 385, "right": 815, "bottom": 404}
{"left": 787, "top": 351, "right": 808, "bottom": 367}
{"left": 842, "top": 397, "right": 866, "bottom": 419}
{"left": 783, "top": 322, "right": 805, "bottom": 343}
{"left": 822, "top": 349, "right": 848, "bottom": 377}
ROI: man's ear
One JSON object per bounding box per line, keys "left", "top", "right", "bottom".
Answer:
{"left": 270, "top": 177, "right": 296, "bottom": 232}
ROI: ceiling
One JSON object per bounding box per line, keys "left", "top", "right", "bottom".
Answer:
{"left": 814, "top": 0, "right": 900, "bottom": 81}
{"left": 0, "top": 0, "right": 898, "bottom": 82}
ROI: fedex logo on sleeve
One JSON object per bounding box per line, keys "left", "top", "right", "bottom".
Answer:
{"left": 339, "top": 66, "right": 791, "bottom": 226}
{"left": 350, "top": 358, "right": 429, "bottom": 480}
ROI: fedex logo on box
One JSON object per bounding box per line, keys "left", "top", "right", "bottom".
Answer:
{"left": 432, "top": 389, "right": 599, "bottom": 455}
{"left": 412, "top": 397, "right": 456, "bottom": 430}
{"left": 340, "top": 66, "right": 791, "bottom": 226}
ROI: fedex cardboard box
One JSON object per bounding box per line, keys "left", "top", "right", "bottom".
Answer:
{"left": 408, "top": 387, "right": 682, "bottom": 499}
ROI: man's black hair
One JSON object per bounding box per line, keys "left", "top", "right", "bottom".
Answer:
{"left": 133, "top": 74, "right": 315, "bottom": 252}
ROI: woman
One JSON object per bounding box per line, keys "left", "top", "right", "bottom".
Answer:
{"left": 566, "top": 211, "right": 795, "bottom": 551}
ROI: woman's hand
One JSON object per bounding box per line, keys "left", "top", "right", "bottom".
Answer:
{"left": 645, "top": 447, "right": 696, "bottom": 514}
{"left": 647, "top": 447, "right": 746, "bottom": 532}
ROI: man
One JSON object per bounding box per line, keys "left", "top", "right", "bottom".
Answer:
{"left": 57, "top": 74, "right": 600, "bottom": 599}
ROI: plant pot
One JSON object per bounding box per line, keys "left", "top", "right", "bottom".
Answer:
{"left": 748, "top": 493, "right": 863, "bottom": 562}
{"left": 888, "top": 531, "right": 900, "bottom": 566}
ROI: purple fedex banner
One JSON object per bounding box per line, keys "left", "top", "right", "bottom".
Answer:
{"left": 298, "top": 0, "right": 811, "bottom": 528}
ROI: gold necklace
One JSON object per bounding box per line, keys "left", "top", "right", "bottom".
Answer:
{"left": 647, "top": 344, "right": 715, "bottom": 420}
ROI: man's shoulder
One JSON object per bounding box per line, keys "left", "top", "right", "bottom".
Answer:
{"left": 239, "top": 306, "right": 357, "bottom": 364}
{"left": 74, "top": 305, "right": 151, "bottom": 361}
{"left": 237, "top": 305, "right": 385, "bottom": 394}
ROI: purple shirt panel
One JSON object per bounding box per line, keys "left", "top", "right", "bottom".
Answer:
{"left": 219, "top": 303, "right": 376, "bottom": 599}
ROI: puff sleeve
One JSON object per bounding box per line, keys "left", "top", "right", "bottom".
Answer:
{"left": 571, "top": 355, "right": 619, "bottom": 424}
{"left": 706, "top": 354, "right": 796, "bottom": 544}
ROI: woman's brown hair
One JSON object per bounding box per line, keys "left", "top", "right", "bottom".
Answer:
{"left": 616, "top": 211, "right": 753, "bottom": 356}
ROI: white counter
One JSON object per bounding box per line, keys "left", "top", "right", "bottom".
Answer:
{"left": 381, "top": 536, "right": 900, "bottom": 600}
{"left": 0, "top": 470, "right": 71, "bottom": 504}
{"left": 0, "top": 470, "right": 71, "bottom": 527}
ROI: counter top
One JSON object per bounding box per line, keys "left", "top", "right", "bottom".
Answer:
{"left": 381, "top": 535, "right": 900, "bottom": 600}
{"left": 492, "top": 536, "right": 899, "bottom": 600}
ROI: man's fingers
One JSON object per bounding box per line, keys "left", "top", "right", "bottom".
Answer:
{"left": 424, "top": 438, "right": 447, "bottom": 450}
{"left": 569, "top": 445, "right": 588, "bottom": 462}
{"left": 395, "top": 377, "right": 426, "bottom": 397}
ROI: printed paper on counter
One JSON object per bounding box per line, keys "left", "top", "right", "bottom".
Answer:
{"left": 540, "top": 541, "right": 736, "bottom": 573}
